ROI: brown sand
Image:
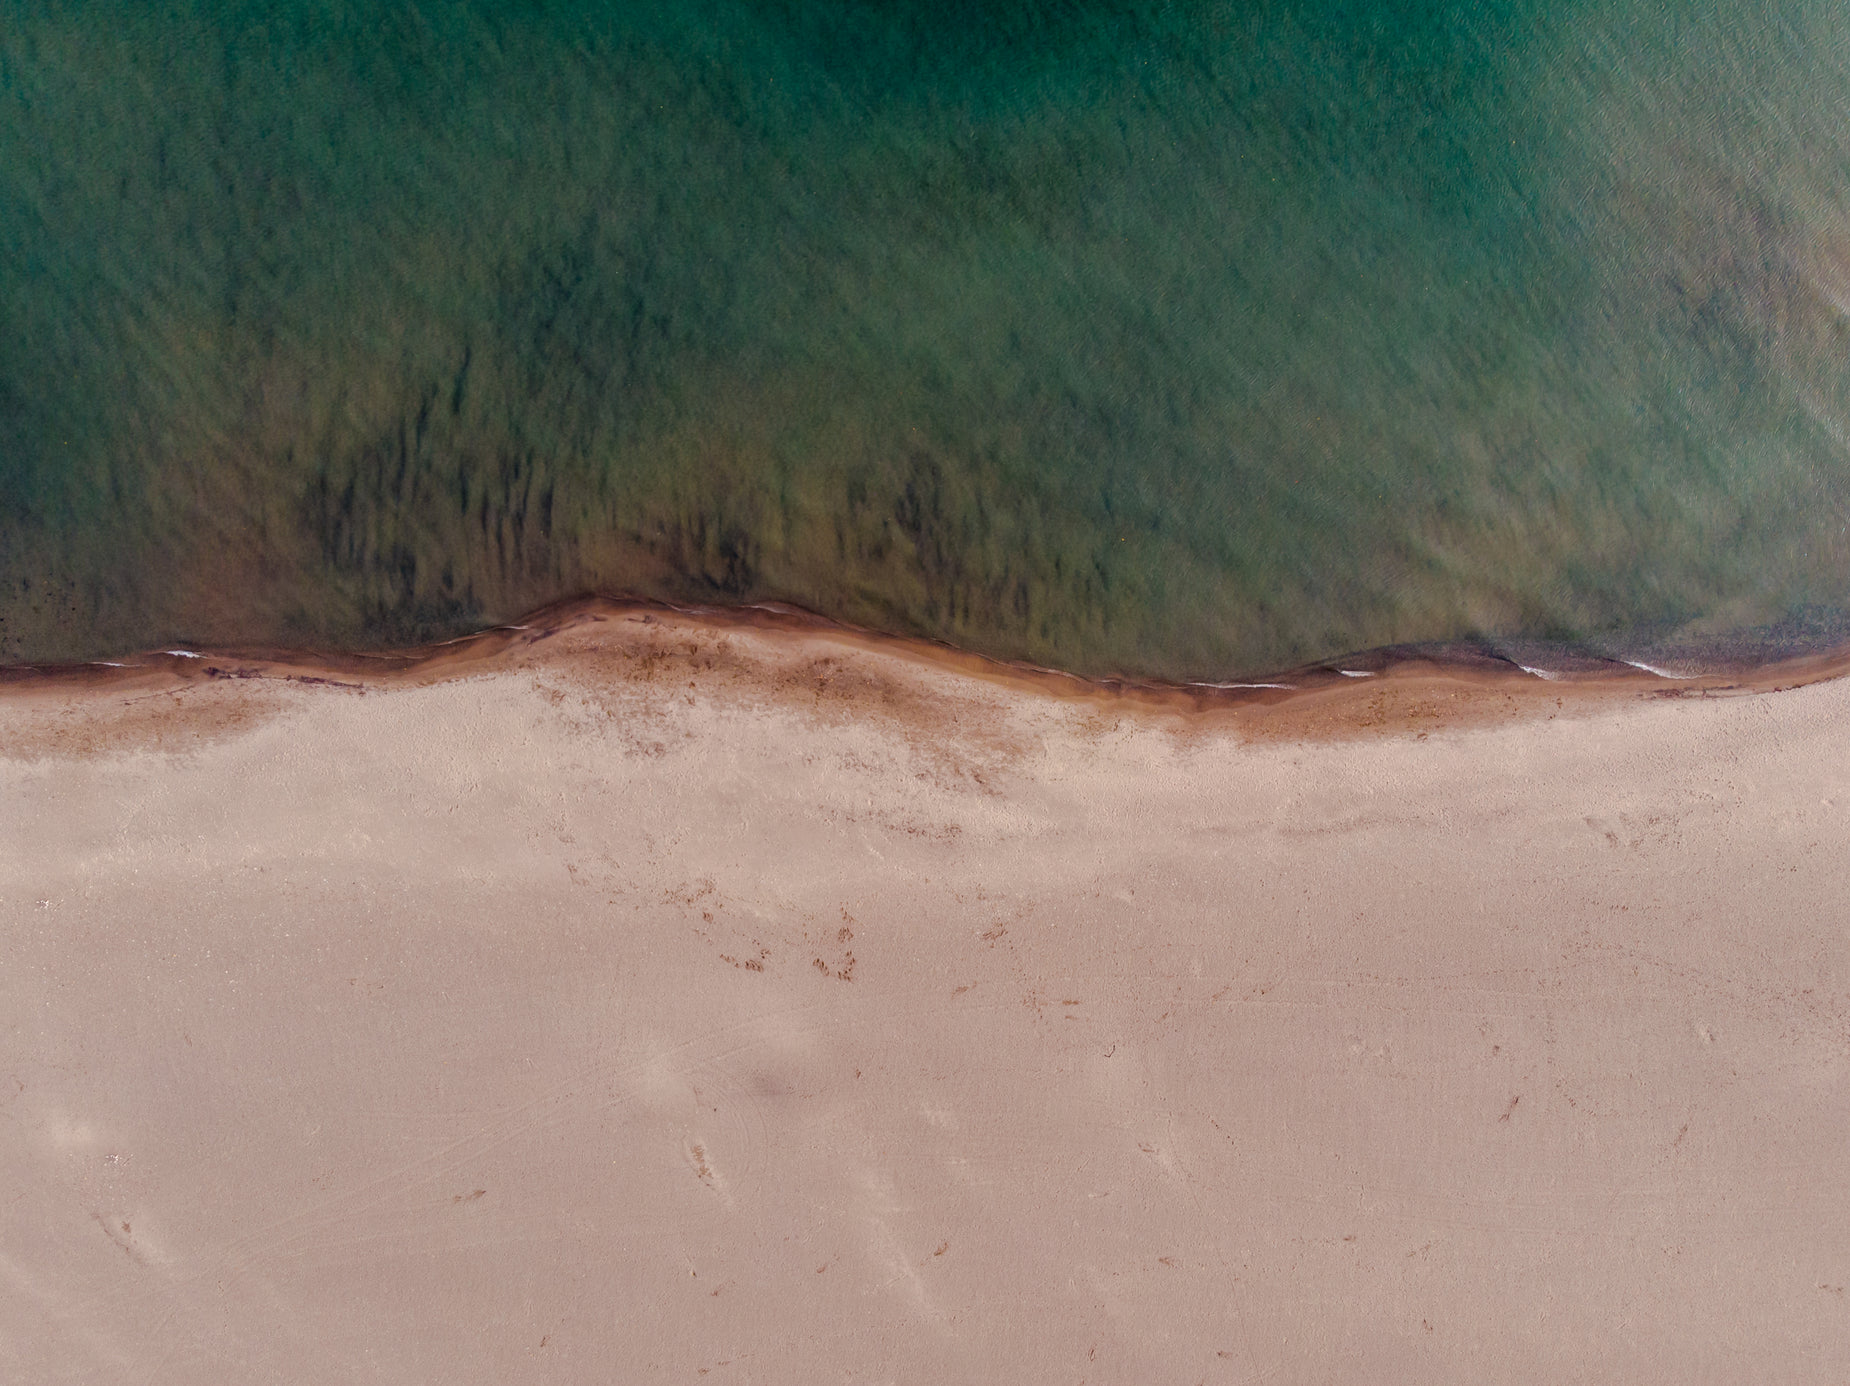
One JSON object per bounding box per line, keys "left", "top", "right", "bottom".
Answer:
{"left": 3, "top": 606, "right": 1848, "bottom": 1382}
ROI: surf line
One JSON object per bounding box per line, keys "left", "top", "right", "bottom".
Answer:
{"left": 1187, "top": 680, "right": 1297, "bottom": 691}
{"left": 1620, "top": 658, "right": 1697, "bottom": 680}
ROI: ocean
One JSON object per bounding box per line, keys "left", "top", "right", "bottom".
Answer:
{"left": 6, "top": 0, "right": 1850, "bottom": 679}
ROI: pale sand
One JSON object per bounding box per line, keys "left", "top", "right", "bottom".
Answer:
{"left": 3, "top": 607, "right": 1848, "bottom": 1382}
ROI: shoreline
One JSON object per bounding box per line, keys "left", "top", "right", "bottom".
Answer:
{"left": 5, "top": 593, "right": 1850, "bottom": 737}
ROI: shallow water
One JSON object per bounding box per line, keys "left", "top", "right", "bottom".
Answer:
{"left": 5, "top": 0, "right": 1850, "bottom": 679}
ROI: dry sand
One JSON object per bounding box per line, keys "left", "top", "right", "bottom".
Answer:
{"left": 3, "top": 606, "right": 1848, "bottom": 1383}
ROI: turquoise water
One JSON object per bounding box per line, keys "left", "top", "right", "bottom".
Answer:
{"left": 6, "top": 1, "right": 1850, "bottom": 678}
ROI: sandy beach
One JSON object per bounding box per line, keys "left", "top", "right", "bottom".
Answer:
{"left": 4, "top": 604, "right": 1848, "bottom": 1382}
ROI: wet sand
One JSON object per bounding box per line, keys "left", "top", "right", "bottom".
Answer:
{"left": 4, "top": 604, "right": 1849, "bottom": 1382}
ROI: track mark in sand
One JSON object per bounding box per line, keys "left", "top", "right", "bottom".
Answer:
{"left": 806, "top": 911, "right": 858, "bottom": 981}
{"left": 681, "top": 877, "right": 787, "bottom": 975}
{"left": 94, "top": 1006, "right": 815, "bottom": 1327}
{"left": 91, "top": 1213, "right": 147, "bottom": 1265}
{"left": 1498, "top": 1095, "right": 1520, "bottom": 1122}
{"left": 451, "top": 1189, "right": 486, "bottom": 1205}
{"left": 687, "top": 1141, "right": 715, "bottom": 1189}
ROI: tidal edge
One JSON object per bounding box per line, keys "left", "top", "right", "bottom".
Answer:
{"left": 4, "top": 594, "right": 1850, "bottom": 735}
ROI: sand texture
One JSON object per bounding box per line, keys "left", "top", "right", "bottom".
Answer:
{"left": 3, "top": 609, "right": 1848, "bottom": 1382}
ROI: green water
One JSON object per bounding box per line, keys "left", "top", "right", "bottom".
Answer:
{"left": 5, "top": 0, "right": 1850, "bottom": 678}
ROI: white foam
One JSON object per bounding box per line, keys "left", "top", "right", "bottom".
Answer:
{"left": 161, "top": 650, "right": 202, "bottom": 659}
{"left": 1190, "top": 681, "right": 1296, "bottom": 690}
{"left": 1336, "top": 669, "right": 1374, "bottom": 678}
{"left": 1517, "top": 664, "right": 1562, "bottom": 681}
{"left": 1621, "top": 658, "right": 1696, "bottom": 680}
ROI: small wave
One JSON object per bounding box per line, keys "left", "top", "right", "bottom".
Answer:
{"left": 1336, "top": 669, "right": 1374, "bottom": 678}
{"left": 1517, "top": 664, "right": 1561, "bottom": 681}
{"left": 1620, "top": 658, "right": 1696, "bottom": 680}
{"left": 161, "top": 650, "right": 202, "bottom": 659}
